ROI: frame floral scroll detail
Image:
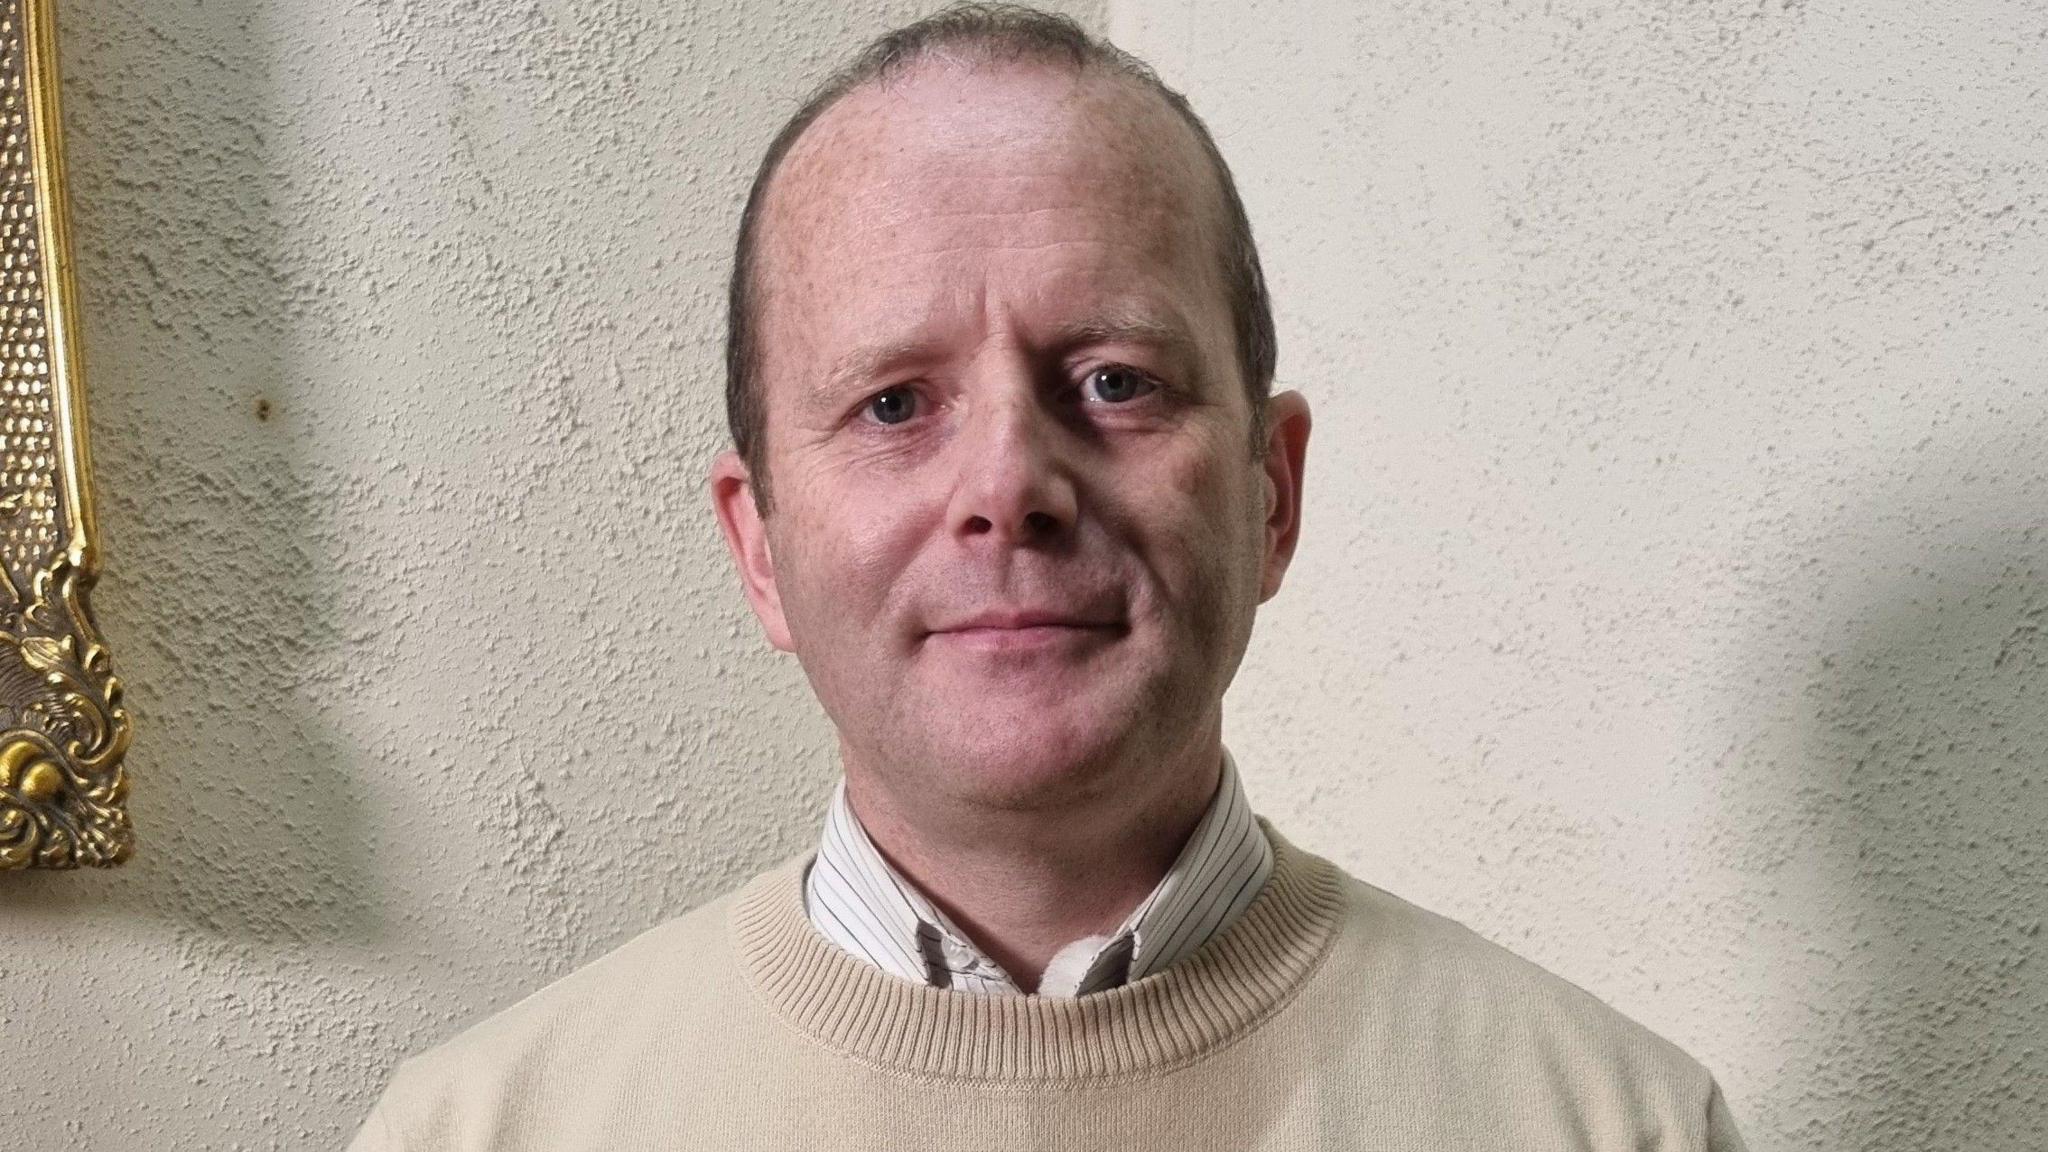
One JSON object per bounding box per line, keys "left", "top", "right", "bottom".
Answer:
{"left": 0, "top": 0, "right": 131, "bottom": 869}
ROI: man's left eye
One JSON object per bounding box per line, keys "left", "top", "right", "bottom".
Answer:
{"left": 1082, "top": 366, "right": 1155, "bottom": 404}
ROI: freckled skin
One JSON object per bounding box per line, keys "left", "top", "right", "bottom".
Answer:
{"left": 712, "top": 58, "right": 1309, "bottom": 978}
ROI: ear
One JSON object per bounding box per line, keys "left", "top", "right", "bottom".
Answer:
{"left": 1255, "top": 390, "right": 1312, "bottom": 602}
{"left": 710, "top": 450, "right": 794, "bottom": 651}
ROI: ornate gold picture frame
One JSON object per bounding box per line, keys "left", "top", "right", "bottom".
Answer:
{"left": 0, "top": 0, "right": 130, "bottom": 869}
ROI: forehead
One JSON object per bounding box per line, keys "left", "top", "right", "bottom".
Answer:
{"left": 774, "top": 58, "right": 1215, "bottom": 218}
{"left": 753, "top": 59, "right": 1230, "bottom": 384}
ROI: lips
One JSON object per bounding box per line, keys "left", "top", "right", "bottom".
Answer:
{"left": 918, "top": 604, "right": 1129, "bottom": 653}
{"left": 930, "top": 609, "right": 1120, "bottom": 633}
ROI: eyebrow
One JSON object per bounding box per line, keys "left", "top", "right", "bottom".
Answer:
{"left": 1051, "top": 314, "right": 1202, "bottom": 367}
{"left": 813, "top": 338, "right": 934, "bottom": 412}
{"left": 811, "top": 310, "right": 1203, "bottom": 410}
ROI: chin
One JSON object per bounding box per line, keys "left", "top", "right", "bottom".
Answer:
{"left": 917, "top": 698, "right": 1142, "bottom": 811}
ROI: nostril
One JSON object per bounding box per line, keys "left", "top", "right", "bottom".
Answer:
{"left": 958, "top": 511, "right": 1061, "bottom": 539}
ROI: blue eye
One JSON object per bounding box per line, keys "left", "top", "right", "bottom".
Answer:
{"left": 866, "top": 387, "right": 917, "bottom": 425}
{"left": 1084, "top": 365, "right": 1154, "bottom": 404}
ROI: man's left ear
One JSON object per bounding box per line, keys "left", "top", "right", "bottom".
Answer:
{"left": 1256, "top": 390, "right": 1312, "bottom": 602}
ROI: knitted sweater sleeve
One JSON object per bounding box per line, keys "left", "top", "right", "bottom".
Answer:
{"left": 340, "top": 1090, "right": 400, "bottom": 1152}
{"left": 1705, "top": 1080, "right": 1749, "bottom": 1152}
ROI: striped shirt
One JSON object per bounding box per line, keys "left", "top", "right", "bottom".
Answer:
{"left": 802, "top": 749, "right": 1274, "bottom": 997}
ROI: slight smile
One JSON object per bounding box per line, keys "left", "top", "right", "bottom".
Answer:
{"left": 923, "top": 611, "right": 1127, "bottom": 652}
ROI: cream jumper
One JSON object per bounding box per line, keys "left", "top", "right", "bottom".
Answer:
{"left": 349, "top": 822, "right": 1746, "bottom": 1151}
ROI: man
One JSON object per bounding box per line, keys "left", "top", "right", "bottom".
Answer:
{"left": 350, "top": 5, "right": 1745, "bottom": 1148}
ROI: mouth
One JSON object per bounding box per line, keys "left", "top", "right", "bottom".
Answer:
{"left": 921, "top": 610, "right": 1127, "bottom": 651}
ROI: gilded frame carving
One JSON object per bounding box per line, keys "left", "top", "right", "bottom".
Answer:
{"left": 0, "top": 0, "right": 130, "bottom": 869}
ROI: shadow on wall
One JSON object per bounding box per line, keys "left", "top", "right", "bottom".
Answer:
{"left": 0, "top": 0, "right": 378, "bottom": 944}
{"left": 1799, "top": 477, "right": 2047, "bottom": 1149}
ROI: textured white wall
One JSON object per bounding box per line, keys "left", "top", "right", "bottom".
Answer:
{"left": 0, "top": 0, "right": 2039, "bottom": 1148}
{"left": 1113, "top": 1, "right": 2048, "bottom": 1148}
{"left": 0, "top": 1, "right": 1100, "bottom": 1148}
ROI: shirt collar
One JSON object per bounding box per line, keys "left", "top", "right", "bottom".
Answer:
{"left": 803, "top": 749, "right": 1273, "bottom": 997}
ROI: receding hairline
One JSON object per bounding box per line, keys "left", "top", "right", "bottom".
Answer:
{"left": 754, "top": 53, "right": 1233, "bottom": 282}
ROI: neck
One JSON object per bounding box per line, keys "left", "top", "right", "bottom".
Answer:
{"left": 840, "top": 724, "right": 1225, "bottom": 992}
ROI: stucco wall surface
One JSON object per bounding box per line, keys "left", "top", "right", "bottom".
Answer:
{"left": 0, "top": 0, "right": 2040, "bottom": 1149}
{"left": 1113, "top": 1, "right": 2047, "bottom": 1148}
{"left": 0, "top": 1, "right": 1100, "bottom": 1148}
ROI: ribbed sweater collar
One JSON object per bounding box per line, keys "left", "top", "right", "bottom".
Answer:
{"left": 730, "top": 819, "right": 1344, "bottom": 1082}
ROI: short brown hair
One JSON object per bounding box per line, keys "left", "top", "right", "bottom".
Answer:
{"left": 725, "top": 3, "right": 1277, "bottom": 509}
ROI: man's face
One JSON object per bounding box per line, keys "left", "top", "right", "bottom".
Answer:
{"left": 714, "top": 61, "right": 1308, "bottom": 816}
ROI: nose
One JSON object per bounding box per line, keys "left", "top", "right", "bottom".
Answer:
{"left": 944, "top": 375, "right": 1078, "bottom": 546}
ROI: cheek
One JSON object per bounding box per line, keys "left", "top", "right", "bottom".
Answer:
{"left": 1126, "top": 438, "right": 1261, "bottom": 604}
{"left": 770, "top": 471, "right": 928, "bottom": 633}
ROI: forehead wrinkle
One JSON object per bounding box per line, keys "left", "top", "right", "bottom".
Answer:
{"left": 770, "top": 171, "right": 1208, "bottom": 311}
{"left": 779, "top": 177, "right": 1188, "bottom": 267}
